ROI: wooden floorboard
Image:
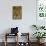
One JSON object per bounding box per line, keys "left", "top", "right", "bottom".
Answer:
{"left": 0, "top": 42, "right": 46, "bottom": 46}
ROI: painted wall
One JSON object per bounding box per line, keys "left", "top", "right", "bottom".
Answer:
{"left": 0, "top": 0, "right": 36, "bottom": 42}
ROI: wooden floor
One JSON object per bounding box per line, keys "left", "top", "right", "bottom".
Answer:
{"left": 0, "top": 42, "right": 46, "bottom": 46}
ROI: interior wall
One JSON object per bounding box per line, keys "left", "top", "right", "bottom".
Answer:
{"left": 0, "top": 0, "right": 36, "bottom": 34}
{"left": 0, "top": 0, "right": 36, "bottom": 42}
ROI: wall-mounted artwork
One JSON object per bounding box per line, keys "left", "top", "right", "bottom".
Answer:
{"left": 36, "top": 0, "right": 46, "bottom": 26}
{"left": 12, "top": 6, "right": 22, "bottom": 19}
{"left": 37, "top": 0, "right": 46, "bottom": 18}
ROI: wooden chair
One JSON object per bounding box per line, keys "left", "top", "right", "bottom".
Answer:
{"left": 4, "top": 33, "right": 18, "bottom": 46}
{"left": 20, "top": 33, "right": 30, "bottom": 46}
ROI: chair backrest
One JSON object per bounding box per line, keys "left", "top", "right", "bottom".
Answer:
{"left": 11, "top": 27, "right": 18, "bottom": 34}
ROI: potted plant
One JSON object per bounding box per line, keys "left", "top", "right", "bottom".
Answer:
{"left": 40, "top": 26, "right": 45, "bottom": 29}
{"left": 33, "top": 32, "right": 46, "bottom": 43}
{"left": 32, "top": 25, "right": 39, "bottom": 30}
{"left": 32, "top": 24, "right": 45, "bottom": 30}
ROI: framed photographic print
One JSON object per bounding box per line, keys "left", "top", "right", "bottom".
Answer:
{"left": 36, "top": 0, "right": 46, "bottom": 26}
{"left": 12, "top": 6, "right": 22, "bottom": 20}
{"left": 37, "top": 0, "right": 46, "bottom": 18}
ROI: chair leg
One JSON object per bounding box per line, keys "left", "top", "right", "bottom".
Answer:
{"left": 17, "top": 35, "right": 18, "bottom": 46}
{"left": 15, "top": 34, "right": 18, "bottom": 46}
{"left": 4, "top": 41, "right": 7, "bottom": 46}
{"left": 5, "top": 33, "right": 7, "bottom": 46}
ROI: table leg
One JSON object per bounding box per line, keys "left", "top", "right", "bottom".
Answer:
{"left": 5, "top": 34, "right": 7, "bottom": 46}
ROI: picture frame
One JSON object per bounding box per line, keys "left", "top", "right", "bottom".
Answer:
{"left": 12, "top": 6, "right": 22, "bottom": 20}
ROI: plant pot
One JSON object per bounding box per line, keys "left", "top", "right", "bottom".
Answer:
{"left": 37, "top": 39, "right": 40, "bottom": 43}
{"left": 37, "top": 39, "right": 44, "bottom": 44}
